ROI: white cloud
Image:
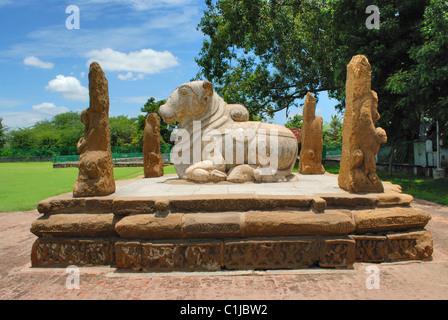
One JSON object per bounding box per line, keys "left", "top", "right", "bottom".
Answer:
{"left": 32, "top": 102, "right": 69, "bottom": 115}
{"left": 23, "top": 56, "right": 54, "bottom": 69}
{"left": 2, "top": 103, "right": 69, "bottom": 129}
{"left": 0, "top": 5, "right": 202, "bottom": 61}
{"left": 1, "top": 112, "right": 44, "bottom": 129}
{"left": 86, "top": 48, "right": 179, "bottom": 75}
{"left": 118, "top": 72, "right": 145, "bottom": 81}
{"left": 45, "top": 75, "right": 89, "bottom": 102}
{"left": 118, "top": 72, "right": 133, "bottom": 81}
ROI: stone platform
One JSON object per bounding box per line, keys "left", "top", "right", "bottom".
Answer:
{"left": 30, "top": 173, "right": 433, "bottom": 271}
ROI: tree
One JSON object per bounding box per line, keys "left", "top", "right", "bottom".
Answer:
{"left": 387, "top": 0, "right": 448, "bottom": 136}
{"left": 323, "top": 115, "right": 343, "bottom": 144}
{"left": 8, "top": 128, "right": 36, "bottom": 149}
{"left": 110, "top": 115, "right": 139, "bottom": 146}
{"left": 136, "top": 98, "right": 177, "bottom": 145}
{"left": 0, "top": 117, "right": 7, "bottom": 148}
{"left": 284, "top": 114, "right": 303, "bottom": 129}
{"left": 196, "top": 0, "right": 430, "bottom": 145}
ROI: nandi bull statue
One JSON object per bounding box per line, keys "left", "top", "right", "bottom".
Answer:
{"left": 158, "top": 81, "right": 298, "bottom": 183}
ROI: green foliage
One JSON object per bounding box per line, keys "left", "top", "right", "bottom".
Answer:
{"left": 7, "top": 112, "right": 84, "bottom": 150}
{"left": 323, "top": 115, "right": 343, "bottom": 144}
{"left": 196, "top": 0, "right": 432, "bottom": 143}
{"left": 110, "top": 115, "right": 139, "bottom": 146}
{"left": 387, "top": 0, "right": 448, "bottom": 135}
{"left": 284, "top": 114, "right": 303, "bottom": 129}
{"left": 3, "top": 112, "right": 143, "bottom": 152}
{"left": 0, "top": 117, "right": 7, "bottom": 148}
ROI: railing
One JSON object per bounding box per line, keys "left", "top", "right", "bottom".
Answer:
{"left": 0, "top": 145, "right": 174, "bottom": 163}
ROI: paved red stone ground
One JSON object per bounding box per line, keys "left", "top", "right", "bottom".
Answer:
{"left": 0, "top": 199, "right": 447, "bottom": 300}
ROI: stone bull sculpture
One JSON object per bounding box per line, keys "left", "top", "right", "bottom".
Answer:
{"left": 158, "top": 81, "right": 298, "bottom": 183}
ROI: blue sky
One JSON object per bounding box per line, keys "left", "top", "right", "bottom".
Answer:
{"left": 0, "top": 0, "right": 341, "bottom": 130}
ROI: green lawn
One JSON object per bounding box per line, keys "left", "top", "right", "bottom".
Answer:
{"left": 1, "top": 162, "right": 446, "bottom": 212}
{"left": 321, "top": 164, "right": 448, "bottom": 206}
{"left": 0, "top": 162, "right": 147, "bottom": 212}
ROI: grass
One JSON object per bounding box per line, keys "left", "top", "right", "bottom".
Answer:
{"left": 1, "top": 162, "right": 446, "bottom": 212}
{"left": 0, "top": 162, "right": 150, "bottom": 212}
{"left": 321, "top": 163, "right": 448, "bottom": 206}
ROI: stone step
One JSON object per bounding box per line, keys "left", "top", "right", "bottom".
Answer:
{"left": 37, "top": 192, "right": 415, "bottom": 215}
{"left": 31, "top": 206, "right": 431, "bottom": 240}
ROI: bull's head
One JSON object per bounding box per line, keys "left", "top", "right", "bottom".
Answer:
{"left": 159, "top": 80, "right": 214, "bottom": 124}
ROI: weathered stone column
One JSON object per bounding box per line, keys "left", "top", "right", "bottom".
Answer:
{"left": 338, "top": 55, "right": 387, "bottom": 193}
{"left": 73, "top": 62, "right": 115, "bottom": 197}
{"left": 143, "top": 113, "right": 164, "bottom": 178}
{"left": 299, "top": 92, "right": 325, "bottom": 175}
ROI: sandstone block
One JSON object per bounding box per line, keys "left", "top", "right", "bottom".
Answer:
{"left": 223, "top": 238, "right": 319, "bottom": 270}
{"left": 374, "top": 193, "right": 414, "bottom": 207}
{"left": 354, "top": 207, "right": 431, "bottom": 233}
{"left": 169, "top": 194, "right": 258, "bottom": 213}
{"left": 30, "top": 214, "right": 118, "bottom": 238}
{"left": 115, "top": 241, "right": 142, "bottom": 270}
{"left": 114, "top": 214, "right": 183, "bottom": 240}
{"left": 113, "top": 198, "right": 157, "bottom": 215}
{"left": 182, "top": 213, "right": 241, "bottom": 238}
{"left": 319, "top": 194, "right": 377, "bottom": 209}
{"left": 319, "top": 236, "right": 356, "bottom": 268}
{"left": 387, "top": 230, "right": 433, "bottom": 261}
{"left": 31, "top": 238, "right": 114, "bottom": 267}
{"left": 352, "top": 235, "right": 388, "bottom": 262}
{"left": 244, "top": 210, "right": 355, "bottom": 237}
{"left": 141, "top": 240, "right": 223, "bottom": 272}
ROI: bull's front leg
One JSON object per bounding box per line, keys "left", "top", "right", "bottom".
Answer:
{"left": 184, "top": 159, "right": 227, "bottom": 182}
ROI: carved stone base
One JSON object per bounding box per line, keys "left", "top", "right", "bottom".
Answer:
{"left": 31, "top": 238, "right": 115, "bottom": 267}
{"left": 30, "top": 230, "right": 433, "bottom": 270}
{"left": 30, "top": 180, "right": 434, "bottom": 271}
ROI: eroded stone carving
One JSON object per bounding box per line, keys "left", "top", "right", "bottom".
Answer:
{"left": 73, "top": 62, "right": 115, "bottom": 197}
{"left": 158, "top": 81, "right": 298, "bottom": 183}
{"left": 31, "top": 239, "right": 113, "bottom": 267}
{"left": 223, "top": 239, "right": 318, "bottom": 270}
{"left": 143, "top": 113, "right": 164, "bottom": 178}
{"left": 299, "top": 92, "right": 325, "bottom": 175}
{"left": 338, "top": 55, "right": 387, "bottom": 193}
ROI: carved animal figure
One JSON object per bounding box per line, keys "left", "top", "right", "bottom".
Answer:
{"left": 158, "top": 81, "right": 298, "bottom": 183}
{"left": 338, "top": 55, "right": 387, "bottom": 193}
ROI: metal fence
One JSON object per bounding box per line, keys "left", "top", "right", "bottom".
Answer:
{"left": 52, "top": 145, "right": 174, "bottom": 164}
{"left": 0, "top": 145, "right": 174, "bottom": 163}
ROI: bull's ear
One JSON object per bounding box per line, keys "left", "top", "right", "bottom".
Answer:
{"left": 203, "top": 81, "right": 213, "bottom": 97}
